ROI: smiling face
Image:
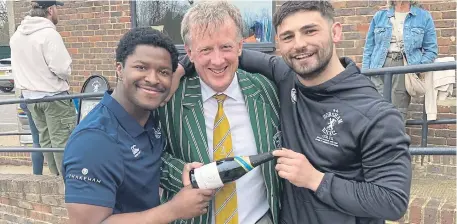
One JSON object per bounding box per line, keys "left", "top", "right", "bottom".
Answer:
{"left": 277, "top": 10, "right": 337, "bottom": 80}
{"left": 116, "top": 45, "right": 173, "bottom": 110}
{"left": 185, "top": 17, "right": 242, "bottom": 92}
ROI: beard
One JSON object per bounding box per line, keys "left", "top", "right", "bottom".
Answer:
{"left": 284, "top": 39, "right": 333, "bottom": 81}
{"left": 51, "top": 14, "right": 58, "bottom": 25}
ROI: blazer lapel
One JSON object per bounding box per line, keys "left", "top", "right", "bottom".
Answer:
{"left": 237, "top": 70, "right": 273, "bottom": 154}
{"left": 181, "top": 74, "right": 211, "bottom": 164}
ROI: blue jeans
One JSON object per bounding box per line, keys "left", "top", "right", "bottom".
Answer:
{"left": 20, "top": 98, "right": 44, "bottom": 175}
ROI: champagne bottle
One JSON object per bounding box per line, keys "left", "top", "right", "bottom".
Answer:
{"left": 189, "top": 152, "right": 275, "bottom": 189}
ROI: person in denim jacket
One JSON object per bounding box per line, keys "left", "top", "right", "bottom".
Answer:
{"left": 362, "top": 0, "right": 438, "bottom": 121}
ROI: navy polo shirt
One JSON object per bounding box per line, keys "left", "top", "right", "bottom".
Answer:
{"left": 63, "top": 91, "right": 164, "bottom": 214}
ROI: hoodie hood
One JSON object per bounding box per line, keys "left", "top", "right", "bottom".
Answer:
{"left": 17, "top": 16, "right": 56, "bottom": 35}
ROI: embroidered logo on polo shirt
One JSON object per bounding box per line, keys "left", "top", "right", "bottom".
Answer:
{"left": 131, "top": 145, "right": 141, "bottom": 157}
{"left": 315, "top": 109, "right": 343, "bottom": 147}
{"left": 153, "top": 126, "right": 161, "bottom": 139}
{"left": 66, "top": 168, "right": 102, "bottom": 184}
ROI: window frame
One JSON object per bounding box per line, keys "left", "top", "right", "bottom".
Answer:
{"left": 130, "top": 0, "right": 277, "bottom": 54}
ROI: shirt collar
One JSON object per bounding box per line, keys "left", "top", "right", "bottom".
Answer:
{"left": 388, "top": 5, "right": 418, "bottom": 17}
{"left": 199, "top": 73, "right": 244, "bottom": 102}
{"left": 100, "top": 91, "right": 156, "bottom": 138}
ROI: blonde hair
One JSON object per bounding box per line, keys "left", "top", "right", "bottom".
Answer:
{"left": 181, "top": 0, "right": 243, "bottom": 46}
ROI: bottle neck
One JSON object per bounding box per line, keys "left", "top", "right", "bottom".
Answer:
{"left": 249, "top": 152, "right": 275, "bottom": 167}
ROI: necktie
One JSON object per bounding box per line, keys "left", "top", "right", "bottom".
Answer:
{"left": 213, "top": 94, "right": 238, "bottom": 224}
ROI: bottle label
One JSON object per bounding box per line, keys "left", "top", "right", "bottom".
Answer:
{"left": 194, "top": 162, "right": 224, "bottom": 189}
{"left": 234, "top": 156, "right": 253, "bottom": 172}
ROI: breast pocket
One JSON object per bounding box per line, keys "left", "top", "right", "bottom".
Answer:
{"left": 411, "top": 27, "right": 425, "bottom": 48}
{"left": 374, "top": 27, "right": 386, "bottom": 45}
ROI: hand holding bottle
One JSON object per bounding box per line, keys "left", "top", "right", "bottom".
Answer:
{"left": 273, "top": 148, "right": 324, "bottom": 192}
{"left": 166, "top": 162, "right": 214, "bottom": 220}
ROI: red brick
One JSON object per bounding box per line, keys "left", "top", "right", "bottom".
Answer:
{"left": 119, "top": 16, "right": 131, "bottom": 23}
{"left": 0, "top": 197, "right": 10, "bottom": 205}
{"left": 441, "top": 29, "right": 456, "bottom": 37}
{"left": 357, "top": 23, "right": 370, "bottom": 33}
{"left": 435, "top": 20, "right": 456, "bottom": 29}
{"left": 424, "top": 198, "right": 442, "bottom": 224}
{"left": 442, "top": 11, "right": 457, "bottom": 19}
{"left": 60, "top": 31, "right": 71, "bottom": 37}
{"left": 67, "top": 48, "right": 78, "bottom": 55}
{"left": 431, "top": 12, "right": 443, "bottom": 20}
{"left": 429, "top": 124, "right": 448, "bottom": 129}
{"left": 438, "top": 37, "right": 452, "bottom": 46}
{"left": 346, "top": 1, "right": 369, "bottom": 8}
{"left": 447, "top": 138, "right": 456, "bottom": 146}
{"left": 441, "top": 202, "right": 456, "bottom": 224}
{"left": 31, "top": 203, "right": 52, "bottom": 214}
{"left": 410, "top": 198, "right": 427, "bottom": 224}
{"left": 332, "top": 1, "right": 347, "bottom": 9}
{"left": 89, "top": 36, "right": 102, "bottom": 42}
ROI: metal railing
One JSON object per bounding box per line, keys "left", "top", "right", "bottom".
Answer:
{"left": 0, "top": 61, "right": 456, "bottom": 156}
{"left": 362, "top": 61, "right": 456, "bottom": 153}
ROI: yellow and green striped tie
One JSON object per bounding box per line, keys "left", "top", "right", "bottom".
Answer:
{"left": 213, "top": 94, "right": 238, "bottom": 224}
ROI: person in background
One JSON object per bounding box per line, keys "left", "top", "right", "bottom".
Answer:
{"left": 63, "top": 27, "right": 213, "bottom": 224}
{"left": 10, "top": 0, "right": 76, "bottom": 176}
{"left": 362, "top": 0, "right": 438, "bottom": 121}
{"left": 19, "top": 94, "right": 44, "bottom": 175}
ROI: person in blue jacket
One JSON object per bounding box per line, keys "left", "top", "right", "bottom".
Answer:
{"left": 362, "top": 0, "right": 438, "bottom": 121}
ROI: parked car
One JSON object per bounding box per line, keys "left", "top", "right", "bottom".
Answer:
{"left": 0, "top": 58, "right": 14, "bottom": 93}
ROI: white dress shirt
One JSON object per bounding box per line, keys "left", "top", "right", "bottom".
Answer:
{"left": 200, "top": 74, "right": 269, "bottom": 224}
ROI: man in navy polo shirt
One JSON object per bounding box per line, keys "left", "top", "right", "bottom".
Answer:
{"left": 62, "top": 28, "right": 214, "bottom": 224}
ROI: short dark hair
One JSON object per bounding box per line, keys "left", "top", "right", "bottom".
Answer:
{"left": 116, "top": 27, "right": 179, "bottom": 72}
{"left": 273, "top": 1, "right": 335, "bottom": 30}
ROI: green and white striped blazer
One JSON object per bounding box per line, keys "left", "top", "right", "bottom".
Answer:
{"left": 158, "top": 69, "right": 282, "bottom": 224}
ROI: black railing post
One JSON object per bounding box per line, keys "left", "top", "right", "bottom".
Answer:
{"left": 421, "top": 103, "right": 429, "bottom": 165}
{"left": 383, "top": 73, "right": 393, "bottom": 102}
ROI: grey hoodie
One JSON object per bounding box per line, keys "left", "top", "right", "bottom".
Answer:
{"left": 10, "top": 16, "right": 71, "bottom": 97}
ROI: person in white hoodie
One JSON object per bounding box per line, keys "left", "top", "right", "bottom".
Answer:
{"left": 10, "top": 0, "right": 75, "bottom": 176}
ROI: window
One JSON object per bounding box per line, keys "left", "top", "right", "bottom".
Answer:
{"left": 131, "top": 0, "right": 276, "bottom": 53}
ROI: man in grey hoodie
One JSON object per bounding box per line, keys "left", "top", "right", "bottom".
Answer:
{"left": 10, "top": 0, "right": 75, "bottom": 176}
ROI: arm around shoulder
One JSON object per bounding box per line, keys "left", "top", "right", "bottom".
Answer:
{"left": 239, "top": 49, "right": 290, "bottom": 84}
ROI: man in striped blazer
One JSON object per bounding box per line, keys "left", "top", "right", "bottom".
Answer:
{"left": 158, "top": 1, "right": 281, "bottom": 224}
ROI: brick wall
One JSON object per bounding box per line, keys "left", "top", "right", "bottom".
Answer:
{"left": 11, "top": 0, "right": 456, "bottom": 93}
{"left": 0, "top": 175, "right": 67, "bottom": 224}
{"left": 392, "top": 196, "right": 456, "bottom": 224}
{"left": 0, "top": 174, "right": 454, "bottom": 224}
